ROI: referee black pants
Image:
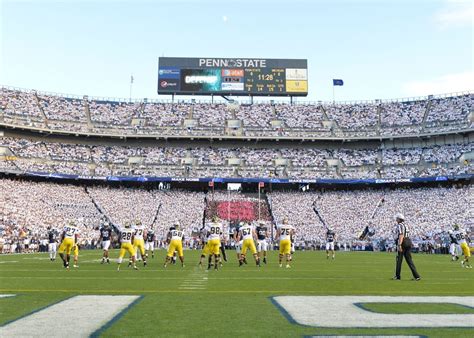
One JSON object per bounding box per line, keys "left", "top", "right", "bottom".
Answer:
{"left": 395, "top": 238, "right": 420, "bottom": 279}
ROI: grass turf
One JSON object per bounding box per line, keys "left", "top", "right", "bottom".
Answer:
{"left": 0, "top": 250, "right": 472, "bottom": 337}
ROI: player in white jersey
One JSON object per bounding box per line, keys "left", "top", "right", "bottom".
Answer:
{"left": 237, "top": 222, "right": 260, "bottom": 267}
{"left": 117, "top": 222, "right": 138, "bottom": 271}
{"left": 207, "top": 217, "right": 223, "bottom": 270}
{"left": 453, "top": 224, "right": 472, "bottom": 268}
{"left": 58, "top": 221, "right": 79, "bottom": 270}
{"left": 130, "top": 220, "right": 147, "bottom": 267}
{"left": 164, "top": 222, "right": 185, "bottom": 268}
{"left": 275, "top": 218, "right": 295, "bottom": 268}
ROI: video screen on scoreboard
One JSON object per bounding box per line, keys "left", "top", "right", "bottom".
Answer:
{"left": 157, "top": 57, "right": 308, "bottom": 96}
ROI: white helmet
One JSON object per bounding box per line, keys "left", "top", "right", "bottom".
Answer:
{"left": 395, "top": 213, "right": 405, "bottom": 221}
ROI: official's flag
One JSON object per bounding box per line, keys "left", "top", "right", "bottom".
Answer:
{"left": 130, "top": 75, "right": 134, "bottom": 84}
{"left": 333, "top": 79, "right": 344, "bottom": 86}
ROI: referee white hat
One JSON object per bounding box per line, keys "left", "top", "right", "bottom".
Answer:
{"left": 395, "top": 213, "right": 405, "bottom": 220}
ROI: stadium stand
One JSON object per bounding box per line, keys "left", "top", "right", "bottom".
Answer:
{"left": 0, "top": 136, "right": 472, "bottom": 179}
{"left": 0, "top": 86, "right": 472, "bottom": 255}
{"left": 1, "top": 87, "right": 472, "bottom": 138}
{"left": 1, "top": 178, "right": 471, "bottom": 254}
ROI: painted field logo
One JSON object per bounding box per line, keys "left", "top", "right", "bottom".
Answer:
{"left": 0, "top": 295, "right": 141, "bottom": 337}
{"left": 272, "top": 296, "right": 474, "bottom": 328}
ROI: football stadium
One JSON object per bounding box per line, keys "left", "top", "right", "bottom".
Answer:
{"left": 0, "top": 1, "right": 473, "bottom": 337}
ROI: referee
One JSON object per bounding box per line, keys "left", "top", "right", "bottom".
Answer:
{"left": 393, "top": 213, "right": 421, "bottom": 281}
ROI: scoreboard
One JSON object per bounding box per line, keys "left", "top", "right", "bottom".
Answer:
{"left": 158, "top": 57, "right": 308, "bottom": 96}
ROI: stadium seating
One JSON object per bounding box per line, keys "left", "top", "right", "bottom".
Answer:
{"left": 1, "top": 87, "right": 472, "bottom": 138}
{"left": 1, "top": 178, "right": 471, "bottom": 254}
{"left": 0, "top": 136, "right": 472, "bottom": 179}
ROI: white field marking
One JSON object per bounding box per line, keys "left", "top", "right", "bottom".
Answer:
{"left": 77, "top": 259, "right": 103, "bottom": 263}
{"left": 310, "top": 336, "right": 422, "bottom": 338}
{"left": 178, "top": 267, "right": 208, "bottom": 290}
{"left": 0, "top": 294, "right": 15, "bottom": 298}
{"left": 0, "top": 261, "right": 18, "bottom": 264}
{"left": 273, "top": 296, "right": 474, "bottom": 328}
{"left": 0, "top": 295, "right": 139, "bottom": 337}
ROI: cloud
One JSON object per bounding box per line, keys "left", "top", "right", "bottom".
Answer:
{"left": 434, "top": 1, "right": 473, "bottom": 28}
{"left": 402, "top": 71, "right": 474, "bottom": 96}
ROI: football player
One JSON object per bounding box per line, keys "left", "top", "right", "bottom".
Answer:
{"left": 326, "top": 227, "right": 337, "bottom": 260}
{"left": 206, "top": 216, "right": 223, "bottom": 270}
{"left": 130, "top": 219, "right": 147, "bottom": 267}
{"left": 58, "top": 220, "right": 79, "bottom": 270}
{"left": 233, "top": 222, "right": 245, "bottom": 265}
{"left": 237, "top": 221, "right": 260, "bottom": 267}
{"left": 453, "top": 224, "right": 472, "bottom": 268}
{"left": 117, "top": 222, "right": 137, "bottom": 271}
{"left": 275, "top": 217, "right": 295, "bottom": 268}
{"left": 72, "top": 240, "right": 80, "bottom": 268}
{"left": 448, "top": 227, "right": 460, "bottom": 261}
{"left": 256, "top": 221, "right": 269, "bottom": 264}
{"left": 164, "top": 222, "right": 185, "bottom": 268}
{"left": 145, "top": 228, "right": 156, "bottom": 259}
{"left": 198, "top": 223, "right": 211, "bottom": 268}
{"left": 47, "top": 226, "right": 58, "bottom": 261}
{"left": 99, "top": 222, "right": 112, "bottom": 264}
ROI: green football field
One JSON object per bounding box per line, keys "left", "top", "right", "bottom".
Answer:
{"left": 0, "top": 250, "right": 472, "bottom": 337}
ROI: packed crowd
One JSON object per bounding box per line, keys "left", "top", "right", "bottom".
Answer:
{"left": 0, "top": 179, "right": 102, "bottom": 253}
{"left": 268, "top": 185, "right": 472, "bottom": 246}
{"left": 1, "top": 136, "right": 472, "bottom": 179}
{"left": 1, "top": 87, "right": 472, "bottom": 137}
{"left": 1, "top": 178, "right": 471, "bottom": 254}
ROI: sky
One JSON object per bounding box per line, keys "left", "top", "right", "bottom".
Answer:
{"left": 0, "top": 0, "right": 472, "bottom": 103}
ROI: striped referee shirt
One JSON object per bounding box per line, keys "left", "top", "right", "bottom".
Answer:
{"left": 395, "top": 221, "right": 409, "bottom": 241}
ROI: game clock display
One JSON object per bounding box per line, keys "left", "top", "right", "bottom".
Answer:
{"left": 158, "top": 57, "right": 308, "bottom": 96}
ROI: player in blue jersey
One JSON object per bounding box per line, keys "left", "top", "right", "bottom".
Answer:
{"left": 99, "top": 222, "right": 112, "bottom": 264}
